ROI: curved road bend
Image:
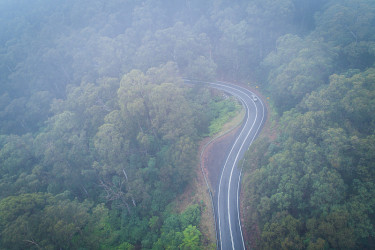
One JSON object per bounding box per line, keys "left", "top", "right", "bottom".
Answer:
{"left": 185, "top": 80, "right": 266, "bottom": 250}
{"left": 211, "top": 82, "right": 266, "bottom": 250}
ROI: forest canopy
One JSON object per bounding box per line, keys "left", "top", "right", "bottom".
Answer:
{"left": 1, "top": 0, "right": 375, "bottom": 249}
{"left": 241, "top": 0, "right": 375, "bottom": 249}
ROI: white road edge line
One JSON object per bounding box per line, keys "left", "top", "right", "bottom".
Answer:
{"left": 214, "top": 85, "right": 251, "bottom": 250}
{"left": 194, "top": 80, "right": 266, "bottom": 250}
{"left": 227, "top": 90, "right": 257, "bottom": 250}
{"left": 212, "top": 82, "right": 256, "bottom": 249}
{"left": 217, "top": 81, "right": 266, "bottom": 250}
{"left": 231, "top": 83, "right": 266, "bottom": 250}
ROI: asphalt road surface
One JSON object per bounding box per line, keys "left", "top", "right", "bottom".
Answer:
{"left": 209, "top": 81, "right": 266, "bottom": 250}
{"left": 184, "top": 79, "right": 266, "bottom": 249}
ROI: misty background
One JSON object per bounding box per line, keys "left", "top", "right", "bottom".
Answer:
{"left": 1, "top": 0, "right": 375, "bottom": 249}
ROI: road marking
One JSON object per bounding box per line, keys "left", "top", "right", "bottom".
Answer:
{"left": 214, "top": 87, "right": 251, "bottom": 250}
{"left": 193, "top": 80, "right": 266, "bottom": 250}
{"left": 223, "top": 83, "right": 266, "bottom": 250}
{"left": 215, "top": 82, "right": 266, "bottom": 250}
{"left": 227, "top": 93, "right": 257, "bottom": 249}
{"left": 237, "top": 90, "right": 266, "bottom": 250}
{"left": 211, "top": 83, "right": 257, "bottom": 249}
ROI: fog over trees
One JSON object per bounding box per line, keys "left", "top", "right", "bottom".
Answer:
{"left": 0, "top": 0, "right": 374, "bottom": 249}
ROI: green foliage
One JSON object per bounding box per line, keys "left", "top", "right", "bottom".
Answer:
{"left": 0, "top": 59, "right": 209, "bottom": 248}
{"left": 206, "top": 97, "right": 241, "bottom": 136}
{"left": 114, "top": 242, "right": 135, "bottom": 250}
{"left": 263, "top": 34, "right": 337, "bottom": 113}
{"left": 180, "top": 225, "right": 202, "bottom": 250}
{"left": 153, "top": 204, "right": 202, "bottom": 249}
{"left": 243, "top": 23, "right": 375, "bottom": 250}
{"left": 1, "top": 0, "right": 374, "bottom": 249}
{"left": 186, "top": 56, "right": 217, "bottom": 81}
{"left": 180, "top": 204, "right": 201, "bottom": 229}
{"left": 0, "top": 193, "right": 108, "bottom": 249}
{"left": 261, "top": 212, "right": 304, "bottom": 249}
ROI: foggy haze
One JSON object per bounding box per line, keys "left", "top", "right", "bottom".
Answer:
{"left": 1, "top": 0, "right": 375, "bottom": 249}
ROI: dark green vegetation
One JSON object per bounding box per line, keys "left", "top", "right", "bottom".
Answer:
{"left": 0, "top": 61, "right": 212, "bottom": 248}
{"left": 242, "top": 0, "right": 375, "bottom": 249}
{"left": 207, "top": 96, "right": 242, "bottom": 136}
{"left": 0, "top": 0, "right": 374, "bottom": 249}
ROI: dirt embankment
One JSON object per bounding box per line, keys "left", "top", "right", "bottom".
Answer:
{"left": 177, "top": 82, "right": 272, "bottom": 249}
{"left": 176, "top": 105, "right": 245, "bottom": 249}
{"left": 197, "top": 106, "right": 245, "bottom": 248}
{"left": 201, "top": 82, "right": 274, "bottom": 249}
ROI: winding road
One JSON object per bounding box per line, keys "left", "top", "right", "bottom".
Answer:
{"left": 185, "top": 80, "right": 266, "bottom": 250}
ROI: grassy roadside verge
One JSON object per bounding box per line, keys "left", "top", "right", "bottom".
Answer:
{"left": 206, "top": 97, "right": 243, "bottom": 137}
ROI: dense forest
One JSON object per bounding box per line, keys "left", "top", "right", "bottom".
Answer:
{"left": 0, "top": 0, "right": 374, "bottom": 249}
{"left": 241, "top": 0, "right": 375, "bottom": 249}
